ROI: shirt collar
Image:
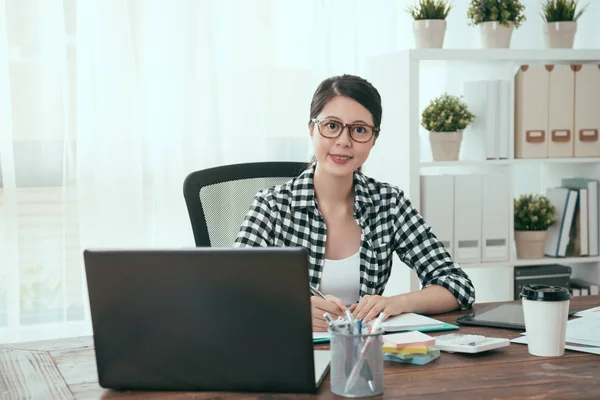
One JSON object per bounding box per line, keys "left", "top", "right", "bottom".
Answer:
{"left": 290, "top": 163, "right": 374, "bottom": 211}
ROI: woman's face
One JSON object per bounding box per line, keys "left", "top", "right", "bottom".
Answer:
{"left": 309, "top": 96, "right": 376, "bottom": 178}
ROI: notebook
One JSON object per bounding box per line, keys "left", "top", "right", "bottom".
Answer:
{"left": 312, "top": 313, "right": 454, "bottom": 343}
{"left": 381, "top": 312, "right": 445, "bottom": 332}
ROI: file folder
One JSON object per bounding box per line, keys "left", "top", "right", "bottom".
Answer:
{"left": 548, "top": 65, "right": 575, "bottom": 158}
{"left": 454, "top": 174, "right": 482, "bottom": 263}
{"left": 420, "top": 175, "right": 454, "bottom": 257}
{"left": 545, "top": 188, "right": 578, "bottom": 257}
{"left": 573, "top": 65, "right": 600, "bottom": 157}
{"left": 515, "top": 65, "right": 549, "bottom": 158}
{"left": 562, "top": 178, "right": 599, "bottom": 256}
{"left": 481, "top": 172, "right": 509, "bottom": 261}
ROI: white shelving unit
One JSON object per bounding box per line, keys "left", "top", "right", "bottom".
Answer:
{"left": 367, "top": 49, "right": 600, "bottom": 301}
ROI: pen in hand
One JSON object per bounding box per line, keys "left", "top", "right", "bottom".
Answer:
{"left": 309, "top": 285, "right": 331, "bottom": 303}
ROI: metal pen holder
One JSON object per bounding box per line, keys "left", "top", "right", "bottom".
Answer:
{"left": 329, "top": 329, "right": 384, "bottom": 398}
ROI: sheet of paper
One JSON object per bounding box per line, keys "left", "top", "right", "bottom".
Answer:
{"left": 566, "top": 316, "right": 600, "bottom": 344}
{"left": 313, "top": 332, "right": 330, "bottom": 340}
{"left": 511, "top": 334, "right": 600, "bottom": 355}
{"left": 573, "top": 306, "right": 600, "bottom": 318}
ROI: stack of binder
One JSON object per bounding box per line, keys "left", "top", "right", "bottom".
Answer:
{"left": 420, "top": 172, "right": 509, "bottom": 264}
{"left": 514, "top": 64, "right": 600, "bottom": 159}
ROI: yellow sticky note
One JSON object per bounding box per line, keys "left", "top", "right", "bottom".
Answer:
{"left": 383, "top": 345, "right": 428, "bottom": 354}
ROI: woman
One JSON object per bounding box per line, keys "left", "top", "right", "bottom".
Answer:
{"left": 234, "top": 74, "right": 475, "bottom": 331}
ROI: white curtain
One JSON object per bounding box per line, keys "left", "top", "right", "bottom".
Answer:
{"left": 1, "top": 0, "right": 599, "bottom": 343}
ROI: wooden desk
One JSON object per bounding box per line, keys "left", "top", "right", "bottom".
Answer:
{"left": 2, "top": 296, "right": 599, "bottom": 399}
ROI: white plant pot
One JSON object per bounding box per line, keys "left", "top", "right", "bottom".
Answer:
{"left": 544, "top": 21, "right": 577, "bottom": 48}
{"left": 480, "top": 21, "right": 514, "bottom": 48}
{"left": 413, "top": 19, "right": 447, "bottom": 49}
{"left": 429, "top": 131, "right": 463, "bottom": 161}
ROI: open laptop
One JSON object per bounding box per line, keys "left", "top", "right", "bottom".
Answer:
{"left": 83, "top": 247, "right": 330, "bottom": 393}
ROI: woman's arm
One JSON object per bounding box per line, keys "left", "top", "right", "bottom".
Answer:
{"left": 392, "top": 189, "right": 476, "bottom": 310}
{"left": 351, "top": 284, "right": 460, "bottom": 322}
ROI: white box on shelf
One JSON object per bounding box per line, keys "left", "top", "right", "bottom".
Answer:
{"left": 463, "top": 80, "right": 498, "bottom": 160}
{"left": 497, "top": 80, "right": 512, "bottom": 159}
{"left": 514, "top": 65, "right": 549, "bottom": 159}
{"left": 482, "top": 172, "right": 510, "bottom": 262}
{"left": 548, "top": 65, "right": 575, "bottom": 158}
{"left": 574, "top": 65, "right": 600, "bottom": 158}
{"left": 420, "top": 175, "right": 455, "bottom": 257}
{"left": 454, "top": 174, "right": 482, "bottom": 264}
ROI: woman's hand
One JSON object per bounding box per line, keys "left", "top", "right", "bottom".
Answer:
{"left": 349, "top": 295, "right": 407, "bottom": 323}
{"left": 311, "top": 294, "right": 346, "bottom": 332}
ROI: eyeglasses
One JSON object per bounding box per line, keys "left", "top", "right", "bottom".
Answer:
{"left": 311, "top": 118, "right": 379, "bottom": 143}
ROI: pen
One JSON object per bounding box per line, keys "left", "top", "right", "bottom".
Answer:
{"left": 310, "top": 285, "right": 331, "bottom": 303}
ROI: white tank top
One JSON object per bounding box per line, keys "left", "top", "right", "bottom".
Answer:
{"left": 318, "top": 251, "right": 361, "bottom": 307}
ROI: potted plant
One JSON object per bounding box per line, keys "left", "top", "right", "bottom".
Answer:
{"left": 514, "top": 194, "right": 557, "bottom": 259}
{"left": 407, "top": 0, "right": 452, "bottom": 48}
{"left": 542, "top": 0, "right": 588, "bottom": 48}
{"left": 421, "top": 93, "right": 475, "bottom": 161}
{"left": 467, "top": 0, "right": 526, "bottom": 48}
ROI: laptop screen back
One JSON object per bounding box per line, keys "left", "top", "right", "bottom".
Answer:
{"left": 84, "top": 247, "right": 319, "bottom": 393}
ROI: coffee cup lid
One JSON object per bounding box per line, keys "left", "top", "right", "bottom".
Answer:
{"left": 520, "top": 284, "right": 571, "bottom": 302}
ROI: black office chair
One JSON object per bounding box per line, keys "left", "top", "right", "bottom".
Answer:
{"left": 183, "top": 161, "right": 307, "bottom": 247}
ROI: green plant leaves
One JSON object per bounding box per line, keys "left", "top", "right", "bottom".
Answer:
{"left": 421, "top": 93, "right": 475, "bottom": 132}
{"left": 467, "top": 0, "right": 527, "bottom": 28}
{"left": 514, "top": 194, "right": 557, "bottom": 231}
{"left": 541, "top": 0, "right": 588, "bottom": 22}
{"left": 407, "top": 0, "right": 452, "bottom": 20}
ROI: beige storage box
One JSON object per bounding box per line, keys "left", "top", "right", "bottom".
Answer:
{"left": 574, "top": 65, "right": 600, "bottom": 158}
{"left": 515, "top": 65, "right": 549, "bottom": 158}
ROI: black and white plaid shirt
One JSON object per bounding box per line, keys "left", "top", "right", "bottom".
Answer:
{"left": 233, "top": 165, "right": 475, "bottom": 309}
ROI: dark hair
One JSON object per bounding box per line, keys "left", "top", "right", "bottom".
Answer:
{"left": 308, "top": 74, "right": 382, "bottom": 169}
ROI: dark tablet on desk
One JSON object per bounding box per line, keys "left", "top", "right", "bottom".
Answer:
{"left": 457, "top": 303, "right": 577, "bottom": 330}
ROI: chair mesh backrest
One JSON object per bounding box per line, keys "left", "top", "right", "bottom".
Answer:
{"left": 199, "top": 176, "right": 292, "bottom": 247}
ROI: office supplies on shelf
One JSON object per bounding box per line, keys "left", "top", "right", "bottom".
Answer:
{"left": 545, "top": 187, "right": 578, "bottom": 257}
{"left": 513, "top": 264, "right": 572, "bottom": 301}
{"left": 571, "top": 278, "right": 600, "bottom": 296}
{"left": 548, "top": 65, "right": 575, "bottom": 158}
{"left": 515, "top": 65, "right": 549, "bottom": 159}
{"left": 561, "top": 178, "right": 599, "bottom": 257}
{"left": 573, "top": 65, "right": 600, "bottom": 158}
{"left": 482, "top": 172, "right": 510, "bottom": 262}
{"left": 434, "top": 334, "right": 510, "bottom": 353}
{"left": 420, "top": 174, "right": 455, "bottom": 257}
{"left": 454, "top": 174, "right": 483, "bottom": 263}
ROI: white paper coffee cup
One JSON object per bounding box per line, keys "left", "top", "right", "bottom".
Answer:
{"left": 520, "top": 284, "right": 571, "bottom": 357}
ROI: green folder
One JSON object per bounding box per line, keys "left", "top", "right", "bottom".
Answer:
{"left": 313, "top": 322, "right": 459, "bottom": 344}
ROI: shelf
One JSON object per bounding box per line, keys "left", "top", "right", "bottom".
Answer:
{"left": 512, "top": 256, "right": 600, "bottom": 266}
{"left": 406, "top": 49, "right": 600, "bottom": 63}
{"left": 420, "top": 157, "right": 600, "bottom": 168}
{"left": 460, "top": 256, "right": 600, "bottom": 269}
